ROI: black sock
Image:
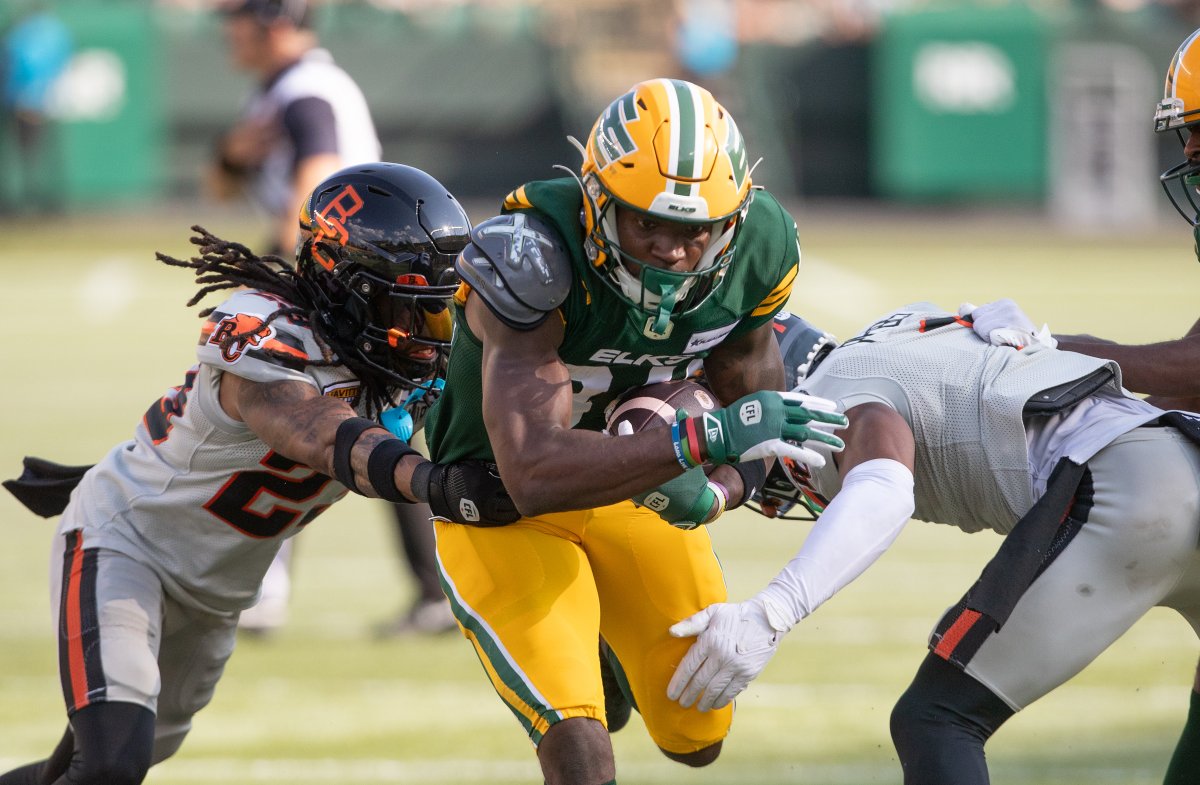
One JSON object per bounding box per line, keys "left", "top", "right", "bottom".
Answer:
{"left": 1164, "top": 688, "right": 1200, "bottom": 785}
{"left": 0, "top": 726, "right": 74, "bottom": 785}
{"left": 48, "top": 702, "right": 154, "bottom": 785}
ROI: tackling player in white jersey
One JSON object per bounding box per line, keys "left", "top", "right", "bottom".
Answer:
{"left": 668, "top": 303, "right": 1200, "bottom": 785}
{"left": 0, "top": 163, "right": 516, "bottom": 785}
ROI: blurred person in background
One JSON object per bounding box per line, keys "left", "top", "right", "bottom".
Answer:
{"left": 209, "top": 0, "right": 379, "bottom": 257}
{"left": 0, "top": 163, "right": 515, "bottom": 785}
{"left": 0, "top": 2, "right": 71, "bottom": 215}
{"left": 210, "top": 0, "right": 451, "bottom": 637}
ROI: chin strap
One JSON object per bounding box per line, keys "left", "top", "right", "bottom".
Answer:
{"left": 642, "top": 266, "right": 682, "bottom": 334}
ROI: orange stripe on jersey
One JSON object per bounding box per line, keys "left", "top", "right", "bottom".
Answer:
{"left": 65, "top": 535, "right": 90, "bottom": 711}
{"left": 919, "top": 316, "right": 972, "bottom": 333}
{"left": 933, "top": 608, "right": 982, "bottom": 661}
{"left": 262, "top": 338, "right": 308, "bottom": 360}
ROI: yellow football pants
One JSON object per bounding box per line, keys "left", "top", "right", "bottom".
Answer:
{"left": 434, "top": 499, "right": 732, "bottom": 753}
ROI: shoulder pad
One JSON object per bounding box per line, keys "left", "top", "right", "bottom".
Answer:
{"left": 197, "top": 290, "right": 318, "bottom": 385}
{"left": 771, "top": 311, "right": 838, "bottom": 391}
{"left": 456, "top": 212, "right": 572, "bottom": 330}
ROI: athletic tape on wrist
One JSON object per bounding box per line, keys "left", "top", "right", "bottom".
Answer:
{"left": 707, "top": 480, "right": 729, "bottom": 520}
{"left": 366, "top": 439, "right": 419, "bottom": 503}
{"left": 730, "top": 459, "right": 768, "bottom": 508}
{"left": 332, "top": 417, "right": 379, "bottom": 493}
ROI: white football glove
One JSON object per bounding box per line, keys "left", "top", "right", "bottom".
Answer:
{"left": 959, "top": 299, "right": 1057, "bottom": 351}
{"left": 666, "top": 595, "right": 792, "bottom": 712}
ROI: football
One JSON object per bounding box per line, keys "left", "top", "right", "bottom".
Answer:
{"left": 604, "top": 378, "right": 719, "bottom": 435}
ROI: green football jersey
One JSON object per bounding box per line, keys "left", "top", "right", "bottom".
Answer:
{"left": 425, "top": 178, "right": 799, "bottom": 463}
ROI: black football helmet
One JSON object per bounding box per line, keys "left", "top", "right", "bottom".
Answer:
{"left": 295, "top": 162, "right": 470, "bottom": 392}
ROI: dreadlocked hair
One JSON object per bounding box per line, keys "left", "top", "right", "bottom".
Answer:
{"left": 157, "top": 225, "right": 401, "bottom": 418}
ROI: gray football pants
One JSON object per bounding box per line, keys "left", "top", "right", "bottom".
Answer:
{"left": 964, "top": 425, "right": 1200, "bottom": 710}
{"left": 48, "top": 534, "right": 238, "bottom": 765}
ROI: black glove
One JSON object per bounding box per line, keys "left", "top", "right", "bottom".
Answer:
{"left": 411, "top": 459, "right": 519, "bottom": 526}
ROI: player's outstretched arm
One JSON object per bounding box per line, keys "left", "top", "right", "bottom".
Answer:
{"left": 221, "top": 373, "right": 517, "bottom": 523}
{"left": 220, "top": 372, "right": 400, "bottom": 494}
{"left": 1057, "top": 326, "right": 1200, "bottom": 400}
{"left": 667, "top": 403, "right": 914, "bottom": 712}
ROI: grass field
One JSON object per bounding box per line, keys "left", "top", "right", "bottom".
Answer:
{"left": 1, "top": 202, "right": 1198, "bottom": 784}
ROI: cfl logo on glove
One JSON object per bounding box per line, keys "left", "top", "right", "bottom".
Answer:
{"left": 739, "top": 400, "right": 762, "bottom": 425}
{"left": 459, "top": 498, "right": 480, "bottom": 522}
{"left": 643, "top": 491, "right": 671, "bottom": 512}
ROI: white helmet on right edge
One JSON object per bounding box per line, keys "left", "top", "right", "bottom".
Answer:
{"left": 747, "top": 311, "right": 838, "bottom": 519}
{"left": 1156, "top": 28, "right": 1200, "bottom": 259}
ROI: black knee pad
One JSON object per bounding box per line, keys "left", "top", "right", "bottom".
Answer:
{"left": 890, "top": 655, "right": 1015, "bottom": 785}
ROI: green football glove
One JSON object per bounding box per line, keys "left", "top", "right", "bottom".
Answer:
{"left": 677, "top": 391, "right": 848, "bottom": 468}
{"left": 632, "top": 466, "right": 724, "bottom": 530}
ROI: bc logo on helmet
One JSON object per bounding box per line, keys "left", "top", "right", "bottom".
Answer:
{"left": 310, "top": 185, "right": 365, "bottom": 271}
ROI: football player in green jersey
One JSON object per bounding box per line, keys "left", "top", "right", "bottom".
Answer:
{"left": 423, "top": 78, "right": 846, "bottom": 784}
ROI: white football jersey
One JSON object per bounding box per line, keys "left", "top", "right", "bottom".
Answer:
{"left": 59, "top": 290, "right": 370, "bottom": 615}
{"left": 802, "top": 303, "right": 1162, "bottom": 534}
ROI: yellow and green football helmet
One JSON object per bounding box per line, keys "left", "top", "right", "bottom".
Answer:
{"left": 1156, "top": 28, "right": 1200, "bottom": 259}
{"left": 579, "top": 78, "right": 754, "bottom": 331}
